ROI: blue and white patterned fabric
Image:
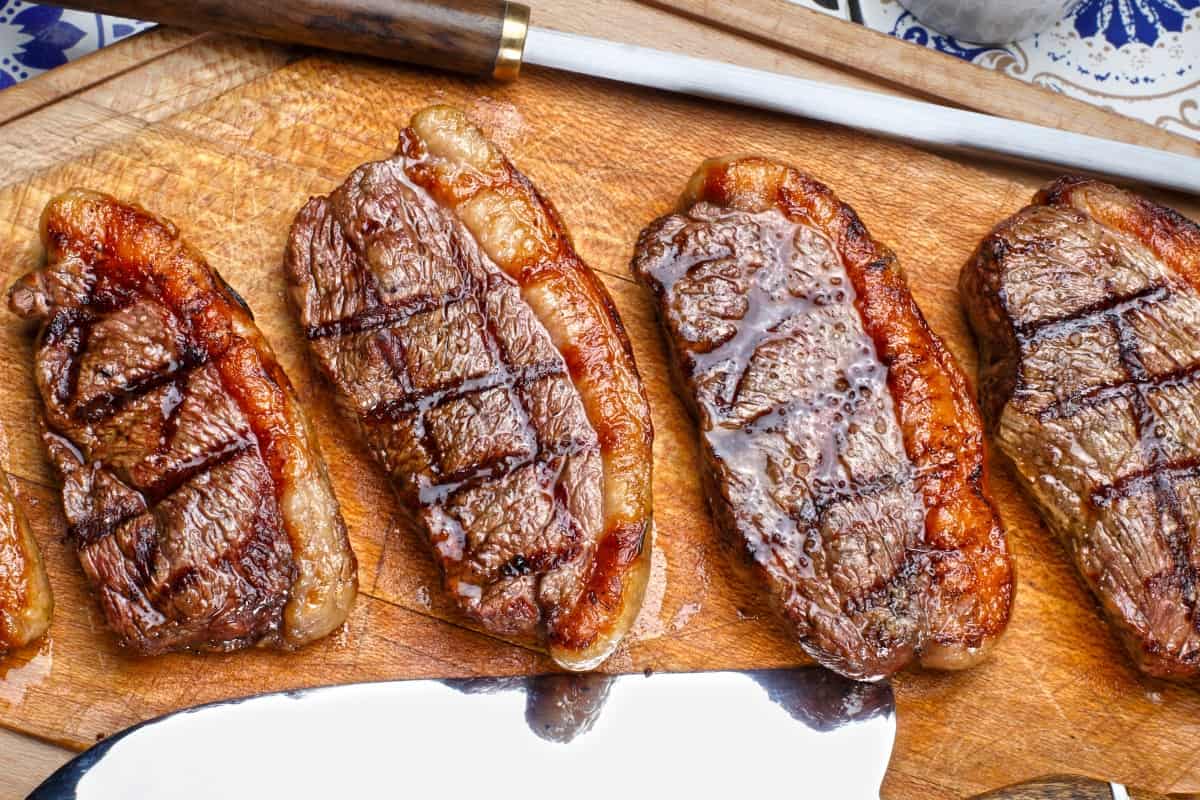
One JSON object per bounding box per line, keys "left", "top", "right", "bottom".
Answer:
{"left": 0, "top": 1, "right": 147, "bottom": 89}
{"left": 0, "top": 1, "right": 1196, "bottom": 141}
{"left": 804, "top": 0, "right": 1200, "bottom": 141}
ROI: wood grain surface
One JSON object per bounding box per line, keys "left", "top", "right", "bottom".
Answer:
{"left": 1, "top": 6, "right": 1200, "bottom": 800}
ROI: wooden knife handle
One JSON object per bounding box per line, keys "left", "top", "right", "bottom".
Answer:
{"left": 972, "top": 775, "right": 1174, "bottom": 799}
{"left": 50, "top": 0, "right": 530, "bottom": 78}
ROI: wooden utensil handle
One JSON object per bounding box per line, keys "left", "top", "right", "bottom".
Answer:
{"left": 972, "top": 775, "right": 1173, "bottom": 799}
{"left": 51, "top": 0, "right": 530, "bottom": 78}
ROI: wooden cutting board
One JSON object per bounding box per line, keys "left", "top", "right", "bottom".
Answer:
{"left": 1, "top": 3, "right": 1199, "bottom": 799}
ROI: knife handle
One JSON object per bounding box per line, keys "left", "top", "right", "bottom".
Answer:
{"left": 49, "top": 0, "right": 530, "bottom": 79}
{"left": 971, "top": 775, "right": 1174, "bottom": 799}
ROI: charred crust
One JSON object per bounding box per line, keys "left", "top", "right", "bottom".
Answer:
{"left": 214, "top": 271, "right": 254, "bottom": 320}
{"left": 549, "top": 518, "right": 649, "bottom": 651}
{"left": 1033, "top": 174, "right": 1094, "bottom": 207}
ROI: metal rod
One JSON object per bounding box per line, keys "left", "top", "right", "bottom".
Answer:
{"left": 524, "top": 27, "right": 1200, "bottom": 195}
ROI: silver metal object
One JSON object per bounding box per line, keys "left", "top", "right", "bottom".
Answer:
{"left": 896, "top": 0, "right": 1080, "bottom": 43}
{"left": 522, "top": 27, "right": 1200, "bottom": 196}
{"left": 1110, "top": 783, "right": 1131, "bottom": 800}
{"left": 29, "top": 669, "right": 896, "bottom": 799}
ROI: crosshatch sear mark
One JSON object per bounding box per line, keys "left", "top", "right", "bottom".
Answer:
{"left": 417, "top": 438, "right": 599, "bottom": 509}
{"left": 305, "top": 269, "right": 513, "bottom": 341}
{"left": 1082, "top": 307, "right": 1200, "bottom": 623}
{"left": 304, "top": 284, "right": 471, "bottom": 340}
{"left": 1015, "top": 283, "right": 1170, "bottom": 342}
{"left": 788, "top": 468, "right": 910, "bottom": 529}
{"left": 71, "top": 353, "right": 206, "bottom": 424}
{"left": 66, "top": 438, "right": 256, "bottom": 544}
{"left": 1039, "top": 357, "right": 1200, "bottom": 421}
{"left": 365, "top": 359, "right": 568, "bottom": 424}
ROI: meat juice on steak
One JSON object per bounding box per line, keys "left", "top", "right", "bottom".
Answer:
{"left": 635, "top": 156, "right": 1013, "bottom": 680}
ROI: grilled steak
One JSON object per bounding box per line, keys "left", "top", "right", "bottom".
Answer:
{"left": 285, "top": 106, "right": 653, "bottom": 670}
{"left": 633, "top": 156, "right": 1013, "bottom": 680}
{"left": 0, "top": 461, "right": 52, "bottom": 654}
{"left": 961, "top": 176, "right": 1200, "bottom": 679}
{"left": 8, "top": 190, "right": 357, "bottom": 655}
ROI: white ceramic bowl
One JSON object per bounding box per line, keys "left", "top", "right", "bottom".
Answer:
{"left": 897, "top": 0, "right": 1081, "bottom": 43}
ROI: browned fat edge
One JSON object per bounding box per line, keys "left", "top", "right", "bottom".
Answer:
{"left": 37, "top": 196, "right": 297, "bottom": 511}
{"left": 384, "top": 111, "right": 654, "bottom": 659}
{"left": 548, "top": 518, "right": 649, "bottom": 651}
{"left": 0, "top": 518, "right": 32, "bottom": 651}
{"left": 696, "top": 157, "right": 1014, "bottom": 652}
{"left": 1037, "top": 176, "right": 1200, "bottom": 292}
{"left": 551, "top": 333, "right": 652, "bottom": 653}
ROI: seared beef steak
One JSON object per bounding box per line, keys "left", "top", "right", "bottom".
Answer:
{"left": 9, "top": 190, "right": 357, "bottom": 654}
{"left": 634, "top": 156, "right": 1012, "bottom": 680}
{"left": 0, "top": 460, "right": 52, "bottom": 653}
{"left": 285, "top": 106, "right": 653, "bottom": 670}
{"left": 962, "top": 176, "right": 1200, "bottom": 679}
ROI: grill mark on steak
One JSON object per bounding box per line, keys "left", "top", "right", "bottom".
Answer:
{"left": 789, "top": 469, "right": 908, "bottom": 530}
{"left": 46, "top": 306, "right": 253, "bottom": 543}
{"left": 634, "top": 156, "right": 1013, "bottom": 680}
{"left": 418, "top": 437, "right": 601, "bottom": 512}
{"left": 961, "top": 176, "right": 1200, "bottom": 679}
{"left": 134, "top": 437, "right": 257, "bottom": 510}
{"left": 9, "top": 189, "right": 357, "bottom": 654}
{"left": 364, "top": 359, "right": 566, "bottom": 424}
{"left": 1093, "top": 457, "right": 1200, "bottom": 506}
{"left": 304, "top": 284, "right": 471, "bottom": 340}
{"left": 65, "top": 438, "right": 257, "bottom": 544}
{"left": 1108, "top": 311, "right": 1200, "bottom": 626}
{"left": 303, "top": 174, "right": 589, "bottom": 596}
{"left": 71, "top": 351, "right": 205, "bottom": 423}
{"left": 284, "top": 107, "right": 653, "bottom": 669}
{"left": 1007, "top": 253, "right": 1200, "bottom": 603}
{"left": 302, "top": 166, "right": 582, "bottom": 498}
{"left": 1039, "top": 359, "right": 1200, "bottom": 421}
{"left": 1013, "top": 284, "right": 1171, "bottom": 341}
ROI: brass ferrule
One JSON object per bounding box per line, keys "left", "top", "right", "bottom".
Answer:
{"left": 493, "top": 2, "right": 530, "bottom": 81}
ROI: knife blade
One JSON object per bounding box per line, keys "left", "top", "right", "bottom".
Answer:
{"left": 46, "top": 0, "right": 1200, "bottom": 195}
{"left": 29, "top": 669, "right": 897, "bottom": 799}
{"left": 519, "top": 26, "right": 1200, "bottom": 196}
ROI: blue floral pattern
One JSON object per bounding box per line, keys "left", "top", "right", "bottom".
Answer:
{"left": 886, "top": 0, "right": 1200, "bottom": 56}
{"left": 1073, "top": 0, "right": 1200, "bottom": 47}
{"left": 889, "top": 17, "right": 1007, "bottom": 60}
{"left": 874, "top": 0, "right": 1200, "bottom": 140}
{"left": 12, "top": 4, "right": 84, "bottom": 70}
{"left": 0, "top": 1, "right": 148, "bottom": 87}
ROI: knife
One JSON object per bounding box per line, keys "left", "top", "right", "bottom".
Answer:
{"left": 25, "top": 668, "right": 1162, "bottom": 799}
{"left": 45, "top": 0, "right": 1200, "bottom": 195}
